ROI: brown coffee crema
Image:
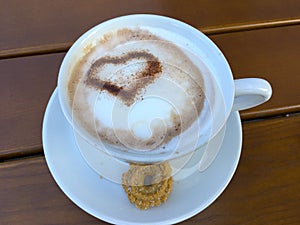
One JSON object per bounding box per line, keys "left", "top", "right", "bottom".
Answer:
{"left": 67, "top": 28, "right": 205, "bottom": 151}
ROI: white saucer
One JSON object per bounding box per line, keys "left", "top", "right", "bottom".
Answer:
{"left": 43, "top": 88, "right": 242, "bottom": 225}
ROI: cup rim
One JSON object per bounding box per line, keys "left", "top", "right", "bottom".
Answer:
{"left": 57, "top": 14, "right": 234, "bottom": 163}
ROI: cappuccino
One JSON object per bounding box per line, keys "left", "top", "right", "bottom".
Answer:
{"left": 67, "top": 27, "right": 215, "bottom": 154}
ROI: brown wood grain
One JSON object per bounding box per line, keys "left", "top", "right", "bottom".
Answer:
{"left": 0, "top": 53, "right": 65, "bottom": 159}
{"left": 180, "top": 113, "right": 300, "bottom": 224}
{"left": 1, "top": 1, "right": 299, "bottom": 225}
{"left": 202, "top": 17, "right": 300, "bottom": 35}
{"left": 210, "top": 25, "right": 300, "bottom": 119}
{"left": 2, "top": 18, "right": 300, "bottom": 60}
{"left": 1, "top": 0, "right": 300, "bottom": 54}
{"left": 1, "top": 25, "right": 300, "bottom": 159}
{"left": 0, "top": 157, "right": 101, "bottom": 225}
{"left": 1, "top": 114, "right": 299, "bottom": 225}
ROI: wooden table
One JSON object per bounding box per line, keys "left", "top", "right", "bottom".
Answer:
{"left": 1, "top": 1, "right": 299, "bottom": 224}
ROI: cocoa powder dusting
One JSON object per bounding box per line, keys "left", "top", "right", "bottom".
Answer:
{"left": 85, "top": 50, "right": 162, "bottom": 106}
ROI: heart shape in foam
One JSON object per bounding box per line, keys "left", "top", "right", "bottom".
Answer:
{"left": 85, "top": 50, "right": 163, "bottom": 106}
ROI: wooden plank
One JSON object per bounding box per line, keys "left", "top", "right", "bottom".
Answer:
{"left": 0, "top": 157, "right": 101, "bottom": 224}
{"left": 0, "top": 53, "right": 65, "bottom": 159}
{"left": 1, "top": 0, "right": 300, "bottom": 54}
{"left": 181, "top": 113, "right": 300, "bottom": 224}
{"left": 1, "top": 25, "right": 300, "bottom": 159}
{"left": 202, "top": 17, "right": 300, "bottom": 35}
{"left": 1, "top": 18, "right": 300, "bottom": 60}
{"left": 1, "top": 114, "right": 299, "bottom": 224}
{"left": 210, "top": 25, "right": 300, "bottom": 119}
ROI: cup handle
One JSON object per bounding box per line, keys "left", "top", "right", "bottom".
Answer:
{"left": 232, "top": 78, "right": 272, "bottom": 111}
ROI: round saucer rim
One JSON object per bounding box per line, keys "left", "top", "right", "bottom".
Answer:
{"left": 42, "top": 88, "right": 242, "bottom": 225}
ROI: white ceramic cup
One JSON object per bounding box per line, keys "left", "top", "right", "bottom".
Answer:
{"left": 57, "top": 14, "right": 272, "bottom": 167}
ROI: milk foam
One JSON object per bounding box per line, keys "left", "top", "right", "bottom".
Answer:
{"left": 68, "top": 27, "right": 217, "bottom": 155}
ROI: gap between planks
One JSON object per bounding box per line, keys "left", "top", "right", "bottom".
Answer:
{"left": 0, "top": 17, "right": 300, "bottom": 60}
{"left": 1, "top": 111, "right": 299, "bottom": 162}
